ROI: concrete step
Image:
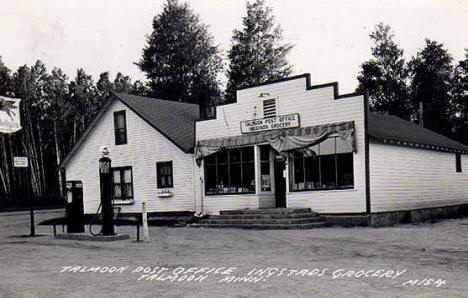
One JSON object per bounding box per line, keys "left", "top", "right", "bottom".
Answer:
{"left": 198, "top": 217, "right": 323, "bottom": 225}
{"left": 208, "top": 213, "right": 319, "bottom": 220}
{"left": 190, "top": 222, "right": 327, "bottom": 230}
{"left": 220, "top": 208, "right": 314, "bottom": 215}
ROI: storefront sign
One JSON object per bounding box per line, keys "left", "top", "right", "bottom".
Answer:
{"left": 13, "top": 156, "right": 28, "bottom": 168}
{"left": 240, "top": 113, "right": 300, "bottom": 134}
{"left": 0, "top": 96, "right": 22, "bottom": 134}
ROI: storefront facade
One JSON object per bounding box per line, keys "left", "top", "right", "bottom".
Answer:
{"left": 195, "top": 74, "right": 367, "bottom": 215}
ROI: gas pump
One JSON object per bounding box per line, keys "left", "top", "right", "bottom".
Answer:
{"left": 65, "top": 181, "right": 85, "bottom": 233}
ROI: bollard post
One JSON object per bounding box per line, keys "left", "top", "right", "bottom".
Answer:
{"left": 142, "top": 202, "right": 149, "bottom": 241}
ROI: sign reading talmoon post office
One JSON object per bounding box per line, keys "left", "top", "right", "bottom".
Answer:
{"left": 14, "top": 156, "right": 28, "bottom": 168}
{"left": 0, "top": 96, "right": 22, "bottom": 134}
{"left": 240, "top": 113, "right": 300, "bottom": 134}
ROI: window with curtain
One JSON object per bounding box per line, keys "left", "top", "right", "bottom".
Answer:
{"left": 157, "top": 161, "right": 173, "bottom": 188}
{"left": 205, "top": 147, "right": 255, "bottom": 195}
{"left": 114, "top": 110, "right": 127, "bottom": 145}
{"left": 112, "top": 167, "right": 133, "bottom": 199}
{"left": 289, "top": 137, "right": 354, "bottom": 191}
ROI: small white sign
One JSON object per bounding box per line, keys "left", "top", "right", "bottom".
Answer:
{"left": 241, "top": 113, "right": 300, "bottom": 134}
{"left": 13, "top": 156, "right": 28, "bottom": 168}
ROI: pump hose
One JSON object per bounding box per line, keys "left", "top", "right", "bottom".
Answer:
{"left": 89, "top": 203, "right": 102, "bottom": 236}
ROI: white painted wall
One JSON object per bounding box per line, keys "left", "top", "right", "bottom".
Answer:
{"left": 196, "top": 76, "right": 367, "bottom": 214}
{"left": 369, "top": 141, "right": 468, "bottom": 212}
{"left": 65, "top": 99, "right": 196, "bottom": 214}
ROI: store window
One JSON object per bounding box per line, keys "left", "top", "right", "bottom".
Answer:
{"left": 289, "top": 137, "right": 354, "bottom": 191}
{"left": 260, "top": 145, "right": 271, "bottom": 191}
{"left": 456, "top": 153, "right": 462, "bottom": 172}
{"left": 114, "top": 110, "right": 127, "bottom": 145}
{"left": 112, "top": 167, "right": 133, "bottom": 199}
{"left": 157, "top": 161, "right": 173, "bottom": 188}
{"left": 205, "top": 147, "right": 255, "bottom": 195}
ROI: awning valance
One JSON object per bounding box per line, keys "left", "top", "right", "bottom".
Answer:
{"left": 195, "top": 121, "right": 355, "bottom": 160}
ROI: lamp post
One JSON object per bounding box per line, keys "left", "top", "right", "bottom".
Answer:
{"left": 99, "top": 146, "right": 115, "bottom": 236}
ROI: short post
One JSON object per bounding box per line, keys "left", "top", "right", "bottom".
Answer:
{"left": 142, "top": 202, "right": 149, "bottom": 241}
{"left": 99, "top": 154, "right": 115, "bottom": 236}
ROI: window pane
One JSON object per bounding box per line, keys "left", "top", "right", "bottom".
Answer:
{"left": 230, "top": 148, "right": 241, "bottom": 163}
{"left": 123, "top": 184, "right": 132, "bottom": 197}
{"left": 293, "top": 157, "right": 304, "bottom": 184}
{"left": 261, "top": 162, "right": 270, "bottom": 175}
{"left": 260, "top": 145, "right": 270, "bottom": 161}
{"left": 205, "top": 165, "right": 217, "bottom": 193}
{"left": 337, "top": 153, "right": 354, "bottom": 188}
{"left": 113, "top": 170, "right": 121, "bottom": 184}
{"left": 205, "top": 153, "right": 216, "bottom": 165}
{"left": 114, "top": 185, "right": 121, "bottom": 198}
{"left": 217, "top": 164, "right": 228, "bottom": 188}
{"left": 217, "top": 150, "right": 228, "bottom": 163}
{"left": 242, "top": 147, "right": 254, "bottom": 161}
{"left": 124, "top": 169, "right": 132, "bottom": 183}
{"left": 242, "top": 162, "right": 255, "bottom": 191}
{"left": 161, "top": 176, "right": 166, "bottom": 187}
{"left": 168, "top": 176, "right": 172, "bottom": 186}
{"left": 305, "top": 156, "right": 320, "bottom": 189}
{"left": 320, "top": 155, "right": 336, "bottom": 189}
{"left": 230, "top": 163, "right": 242, "bottom": 188}
{"left": 115, "top": 113, "right": 125, "bottom": 129}
{"left": 319, "top": 137, "right": 335, "bottom": 155}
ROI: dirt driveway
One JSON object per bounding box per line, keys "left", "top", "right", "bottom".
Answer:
{"left": 0, "top": 210, "right": 467, "bottom": 298}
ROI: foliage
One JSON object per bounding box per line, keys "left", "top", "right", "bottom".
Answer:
{"left": 225, "top": 0, "right": 293, "bottom": 101}
{"left": 408, "top": 39, "right": 454, "bottom": 137}
{"left": 356, "top": 23, "right": 412, "bottom": 120}
{"left": 136, "top": 0, "right": 222, "bottom": 115}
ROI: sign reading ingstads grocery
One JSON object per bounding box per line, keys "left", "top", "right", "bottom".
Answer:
{"left": 0, "top": 96, "right": 22, "bottom": 134}
{"left": 240, "top": 113, "right": 300, "bottom": 134}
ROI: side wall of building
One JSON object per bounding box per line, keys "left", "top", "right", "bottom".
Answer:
{"left": 65, "top": 99, "right": 196, "bottom": 214}
{"left": 196, "top": 77, "right": 367, "bottom": 214}
{"left": 369, "top": 140, "right": 468, "bottom": 212}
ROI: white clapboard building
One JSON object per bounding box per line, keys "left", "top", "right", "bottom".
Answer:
{"left": 61, "top": 74, "right": 468, "bottom": 225}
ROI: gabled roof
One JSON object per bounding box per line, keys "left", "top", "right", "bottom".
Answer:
{"left": 114, "top": 92, "right": 199, "bottom": 152}
{"left": 368, "top": 112, "right": 468, "bottom": 153}
{"left": 61, "top": 92, "right": 199, "bottom": 167}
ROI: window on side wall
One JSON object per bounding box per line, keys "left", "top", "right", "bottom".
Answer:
{"left": 114, "top": 110, "right": 127, "bottom": 145}
{"left": 456, "top": 153, "right": 462, "bottom": 172}
{"left": 157, "top": 161, "right": 173, "bottom": 188}
{"left": 112, "top": 167, "right": 133, "bottom": 200}
{"left": 289, "top": 137, "right": 354, "bottom": 191}
{"left": 204, "top": 147, "right": 255, "bottom": 195}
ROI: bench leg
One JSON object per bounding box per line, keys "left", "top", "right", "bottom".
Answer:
{"left": 137, "top": 224, "right": 140, "bottom": 241}
{"left": 53, "top": 225, "right": 57, "bottom": 237}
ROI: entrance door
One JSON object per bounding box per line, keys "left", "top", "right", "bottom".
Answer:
{"left": 274, "top": 159, "right": 286, "bottom": 208}
{"left": 66, "top": 181, "right": 85, "bottom": 233}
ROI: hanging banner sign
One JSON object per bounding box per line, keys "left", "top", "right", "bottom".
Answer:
{"left": 14, "top": 156, "right": 28, "bottom": 168}
{"left": 0, "top": 96, "right": 22, "bottom": 134}
{"left": 240, "top": 113, "right": 300, "bottom": 134}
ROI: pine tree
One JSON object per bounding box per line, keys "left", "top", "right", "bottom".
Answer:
{"left": 451, "top": 50, "right": 468, "bottom": 143}
{"left": 409, "top": 39, "right": 454, "bottom": 136}
{"left": 0, "top": 56, "right": 11, "bottom": 96}
{"left": 356, "top": 23, "right": 412, "bottom": 120}
{"left": 225, "top": 0, "right": 293, "bottom": 101}
{"left": 136, "top": 0, "right": 222, "bottom": 116}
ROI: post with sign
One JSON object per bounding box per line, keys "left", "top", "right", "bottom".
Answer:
{"left": 14, "top": 156, "right": 34, "bottom": 236}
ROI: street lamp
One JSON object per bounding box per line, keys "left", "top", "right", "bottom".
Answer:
{"left": 99, "top": 146, "right": 115, "bottom": 236}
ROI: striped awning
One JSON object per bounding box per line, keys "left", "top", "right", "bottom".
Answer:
{"left": 195, "top": 121, "right": 355, "bottom": 160}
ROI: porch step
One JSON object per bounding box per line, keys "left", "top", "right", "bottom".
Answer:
{"left": 190, "top": 222, "right": 327, "bottom": 230}
{"left": 208, "top": 213, "right": 319, "bottom": 220}
{"left": 192, "top": 208, "right": 326, "bottom": 230}
{"left": 220, "top": 208, "right": 315, "bottom": 215}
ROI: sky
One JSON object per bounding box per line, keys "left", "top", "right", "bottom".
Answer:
{"left": 0, "top": 0, "right": 468, "bottom": 94}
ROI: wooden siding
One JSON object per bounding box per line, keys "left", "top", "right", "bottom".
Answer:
{"left": 196, "top": 76, "right": 367, "bottom": 214}
{"left": 369, "top": 140, "right": 468, "bottom": 212}
{"left": 65, "top": 99, "right": 195, "bottom": 214}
